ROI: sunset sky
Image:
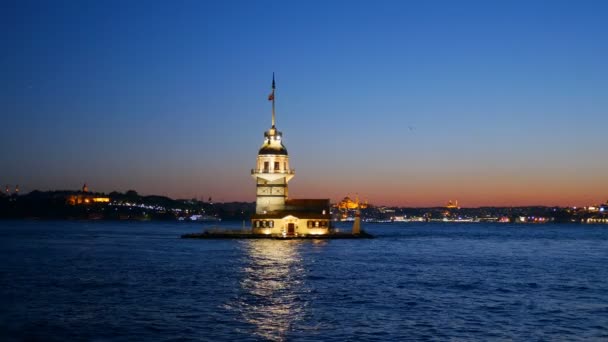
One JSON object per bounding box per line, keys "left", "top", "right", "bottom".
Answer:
{"left": 2, "top": 0, "right": 607, "bottom": 207}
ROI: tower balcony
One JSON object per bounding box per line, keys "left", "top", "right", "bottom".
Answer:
{"left": 251, "top": 168, "right": 295, "bottom": 175}
{"left": 251, "top": 168, "right": 295, "bottom": 182}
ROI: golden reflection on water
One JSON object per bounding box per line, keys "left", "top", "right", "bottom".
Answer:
{"left": 236, "top": 240, "right": 308, "bottom": 341}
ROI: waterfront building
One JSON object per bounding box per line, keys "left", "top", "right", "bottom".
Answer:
{"left": 67, "top": 183, "right": 110, "bottom": 205}
{"left": 250, "top": 75, "right": 330, "bottom": 236}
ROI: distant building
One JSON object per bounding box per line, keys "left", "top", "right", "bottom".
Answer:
{"left": 336, "top": 196, "right": 368, "bottom": 221}
{"left": 446, "top": 200, "right": 460, "bottom": 209}
{"left": 67, "top": 183, "right": 109, "bottom": 205}
{"left": 250, "top": 75, "right": 330, "bottom": 236}
{"left": 337, "top": 196, "right": 367, "bottom": 210}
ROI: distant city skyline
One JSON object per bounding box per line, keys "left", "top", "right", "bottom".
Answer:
{"left": 2, "top": 1, "right": 607, "bottom": 207}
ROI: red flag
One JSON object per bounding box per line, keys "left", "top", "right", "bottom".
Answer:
{"left": 268, "top": 92, "right": 274, "bottom": 101}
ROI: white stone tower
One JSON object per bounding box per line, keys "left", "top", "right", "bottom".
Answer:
{"left": 251, "top": 74, "right": 295, "bottom": 214}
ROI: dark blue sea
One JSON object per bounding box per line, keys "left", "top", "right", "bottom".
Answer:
{"left": 1, "top": 221, "right": 607, "bottom": 341}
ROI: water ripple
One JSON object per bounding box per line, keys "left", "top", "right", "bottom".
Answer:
{"left": 0, "top": 221, "right": 607, "bottom": 341}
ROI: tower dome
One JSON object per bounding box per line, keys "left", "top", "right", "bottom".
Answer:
{"left": 258, "top": 127, "right": 288, "bottom": 155}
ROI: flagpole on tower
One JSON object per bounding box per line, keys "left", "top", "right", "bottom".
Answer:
{"left": 270, "top": 72, "right": 276, "bottom": 128}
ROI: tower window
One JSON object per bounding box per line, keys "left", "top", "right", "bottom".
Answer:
{"left": 264, "top": 161, "right": 269, "bottom": 172}
{"left": 274, "top": 162, "right": 280, "bottom": 170}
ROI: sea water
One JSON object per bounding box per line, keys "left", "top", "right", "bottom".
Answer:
{"left": 1, "top": 221, "right": 607, "bottom": 341}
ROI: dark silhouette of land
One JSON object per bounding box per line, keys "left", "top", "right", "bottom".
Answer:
{"left": 0, "top": 190, "right": 252, "bottom": 221}
{"left": 0, "top": 189, "right": 606, "bottom": 223}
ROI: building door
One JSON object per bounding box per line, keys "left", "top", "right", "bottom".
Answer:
{"left": 287, "top": 223, "right": 295, "bottom": 236}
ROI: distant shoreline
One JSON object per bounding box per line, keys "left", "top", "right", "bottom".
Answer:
{"left": 1, "top": 218, "right": 607, "bottom": 225}
{"left": 1, "top": 190, "right": 606, "bottom": 224}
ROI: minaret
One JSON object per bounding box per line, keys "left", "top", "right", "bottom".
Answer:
{"left": 251, "top": 74, "right": 295, "bottom": 214}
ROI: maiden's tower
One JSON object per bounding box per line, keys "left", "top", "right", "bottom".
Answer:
{"left": 250, "top": 75, "right": 330, "bottom": 236}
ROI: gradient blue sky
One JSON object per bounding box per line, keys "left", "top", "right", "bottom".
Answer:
{"left": 2, "top": 0, "right": 607, "bottom": 206}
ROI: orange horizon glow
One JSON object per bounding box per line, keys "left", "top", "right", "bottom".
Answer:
{"left": 19, "top": 183, "right": 606, "bottom": 208}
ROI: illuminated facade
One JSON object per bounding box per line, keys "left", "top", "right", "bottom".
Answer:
{"left": 251, "top": 75, "right": 330, "bottom": 236}
{"left": 336, "top": 196, "right": 367, "bottom": 221}
{"left": 67, "top": 183, "right": 110, "bottom": 205}
{"left": 446, "top": 200, "right": 459, "bottom": 209}
{"left": 337, "top": 196, "right": 368, "bottom": 210}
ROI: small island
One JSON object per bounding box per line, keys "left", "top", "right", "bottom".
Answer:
{"left": 184, "top": 75, "right": 374, "bottom": 240}
{"left": 181, "top": 229, "right": 374, "bottom": 240}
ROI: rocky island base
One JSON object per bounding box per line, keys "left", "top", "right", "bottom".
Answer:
{"left": 181, "top": 230, "right": 374, "bottom": 240}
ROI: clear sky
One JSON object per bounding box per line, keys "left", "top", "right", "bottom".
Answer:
{"left": 2, "top": 0, "right": 607, "bottom": 207}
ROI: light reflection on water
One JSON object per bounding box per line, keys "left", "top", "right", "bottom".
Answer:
{"left": 2, "top": 222, "right": 608, "bottom": 340}
{"left": 234, "top": 240, "right": 310, "bottom": 341}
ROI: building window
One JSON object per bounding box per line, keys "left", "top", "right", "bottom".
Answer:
{"left": 257, "top": 220, "right": 274, "bottom": 228}
{"left": 264, "top": 161, "right": 269, "bottom": 172}
{"left": 274, "top": 162, "right": 280, "bottom": 170}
